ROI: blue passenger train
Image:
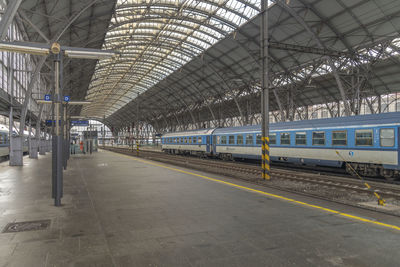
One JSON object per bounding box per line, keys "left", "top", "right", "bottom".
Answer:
{"left": 161, "top": 112, "right": 400, "bottom": 180}
{"left": 0, "top": 125, "right": 29, "bottom": 159}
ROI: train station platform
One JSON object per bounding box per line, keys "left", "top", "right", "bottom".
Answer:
{"left": 1, "top": 150, "right": 400, "bottom": 266}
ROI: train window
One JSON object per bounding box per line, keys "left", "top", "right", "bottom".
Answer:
{"left": 180, "top": 137, "right": 183, "bottom": 143}
{"left": 295, "top": 132, "right": 306, "bottom": 145}
{"left": 229, "top": 135, "right": 235, "bottom": 145}
{"left": 189, "top": 137, "right": 192, "bottom": 144}
{"left": 220, "top": 136, "right": 227, "bottom": 144}
{"left": 0, "top": 134, "right": 3, "bottom": 144}
{"left": 184, "top": 137, "right": 187, "bottom": 144}
{"left": 380, "top": 128, "right": 394, "bottom": 147}
{"left": 281, "top": 133, "right": 290, "bottom": 145}
{"left": 269, "top": 133, "right": 276, "bottom": 145}
{"left": 332, "top": 131, "right": 347, "bottom": 146}
{"left": 193, "top": 137, "right": 197, "bottom": 144}
{"left": 355, "top": 129, "right": 373, "bottom": 146}
{"left": 198, "top": 137, "right": 202, "bottom": 143}
{"left": 246, "top": 134, "right": 253, "bottom": 145}
{"left": 312, "top": 131, "right": 325, "bottom": 145}
{"left": 237, "top": 135, "right": 244, "bottom": 145}
{"left": 256, "top": 134, "right": 262, "bottom": 144}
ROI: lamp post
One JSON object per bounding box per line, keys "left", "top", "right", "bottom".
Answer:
{"left": 261, "top": 0, "right": 270, "bottom": 180}
{"left": 0, "top": 40, "right": 116, "bottom": 206}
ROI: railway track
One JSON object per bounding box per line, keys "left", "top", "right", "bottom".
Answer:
{"left": 103, "top": 146, "right": 400, "bottom": 201}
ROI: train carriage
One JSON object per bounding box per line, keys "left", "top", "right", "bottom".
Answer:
{"left": 0, "top": 125, "right": 30, "bottom": 159}
{"left": 162, "top": 112, "right": 400, "bottom": 180}
{"left": 0, "top": 129, "right": 9, "bottom": 158}
{"left": 162, "top": 128, "right": 216, "bottom": 156}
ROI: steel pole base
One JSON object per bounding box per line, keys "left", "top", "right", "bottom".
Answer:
{"left": 52, "top": 135, "right": 63, "bottom": 206}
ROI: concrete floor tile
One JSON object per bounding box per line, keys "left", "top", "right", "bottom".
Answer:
{"left": 0, "top": 151, "right": 400, "bottom": 266}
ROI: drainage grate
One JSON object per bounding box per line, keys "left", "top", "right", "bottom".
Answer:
{"left": 2, "top": 219, "right": 51, "bottom": 233}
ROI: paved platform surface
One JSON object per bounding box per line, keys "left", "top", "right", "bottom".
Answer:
{"left": 0, "top": 150, "right": 400, "bottom": 266}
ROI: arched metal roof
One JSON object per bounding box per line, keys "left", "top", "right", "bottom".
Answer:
{"left": 7, "top": 0, "right": 400, "bottom": 132}
{"left": 99, "top": 0, "right": 400, "bottom": 130}
{"left": 82, "top": 0, "right": 260, "bottom": 118}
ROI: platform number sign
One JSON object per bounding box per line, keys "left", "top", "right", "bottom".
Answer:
{"left": 64, "top": 96, "right": 70, "bottom": 102}
{"left": 44, "top": 94, "right": 51, "bottom": 101}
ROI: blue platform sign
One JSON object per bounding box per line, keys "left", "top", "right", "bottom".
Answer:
{"left": 71, "top": 120, "right": 89, "bottom": 126}
{"left": 45, "top": 120, "right": 61, "bottom": 126}
{"left": 64, "top": 96, "right": 70, "bottom": 102}
{"left": 44, "top": 94, "right": 51, "bottom": 101}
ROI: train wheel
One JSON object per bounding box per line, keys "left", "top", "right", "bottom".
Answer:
{"left": 381, "top": 169, "right": 397, "bottom": 181}
{"left": 345, "top": 163, "right": 357, "bottom": 177}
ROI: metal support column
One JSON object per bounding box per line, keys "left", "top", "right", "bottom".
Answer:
{"left": 103, "top": 115, "right": 106, "bottom": 149}
{"left": 51, "top": 43, "right": 63, "bottom": 206}
{"left": 261, "top": 0, "right": 270, "bottom": 180}
{"left": 8, "top": 51, "right": 13, "bottom": 163}
{"left": 136, "top": 96, "right": 139, "bottom": 156}
{"left": 63, "top": 104, "right": 67, "bottom": 169}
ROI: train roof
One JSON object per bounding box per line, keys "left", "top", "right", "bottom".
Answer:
{"left": 213, "top": 112, "right": 400, "bottom": 134}
{"left": 162, "top": 128, "right": 216, "bottom": 137}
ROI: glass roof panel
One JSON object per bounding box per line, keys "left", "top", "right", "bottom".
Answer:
{"left": 82, "top": 0, "right": 261, "bottom": 118}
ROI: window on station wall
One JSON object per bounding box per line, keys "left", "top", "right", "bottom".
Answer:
{"left": 295, "top": 132, "right": 307, "bottom": 145}
{"left": 355, "top": 129, "right": 373, "bottom": 146}
{"left": 220, "top": 136, "right": 227, "bottom": 145}
{"left": 280, "top": 133, "right": 290, "bottom": 145}
{"left": 380, "top": 128, "right": 395, "bottom": 147}
{"left": 237, "top": 135, "right": 244, "bottom": 145}
{"left": 269, "top": 133, "right": 276, "bottom": 145}
{"left": 246, "top": 134, "right": 253, "bottom": 145}
{"left": 256, "top": 134, "right": 262, "bottom": 144}
{"left": 332, "top": 130, "right": 347, "bottom": 146}
{"left": 396, "top": 102, "right": 400, "bottom": 112}
{"left": 381, "top": 103, "right": 389, "bottom": 112}
{"left": 228, "top": 135, "right": 235, "bottom": 145}
{"left": 311, "top": 112, "right": 318, "bottom": 119}
{"left": 312, "top": 131, "right": 325, "bottom": 145}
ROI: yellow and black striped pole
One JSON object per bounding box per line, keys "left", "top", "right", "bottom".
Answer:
{"left": 136, "top": 138, "right": 139, "bottom": 156}
{"left": 261, "top": 0, "right": 270, "bottom": 180}
{"left": 262, "top": 136, "right": 271, "bottom": 180}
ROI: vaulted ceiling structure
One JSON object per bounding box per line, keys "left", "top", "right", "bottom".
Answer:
{"left": 6, "top": 0, "right": 400, "bottom": 132}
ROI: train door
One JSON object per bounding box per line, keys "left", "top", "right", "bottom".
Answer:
{"left": 206, "top": 136, "right": 210, "bottom": 153}
{"left": 212, "top": 136, "right": 217, "bottom": 155}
